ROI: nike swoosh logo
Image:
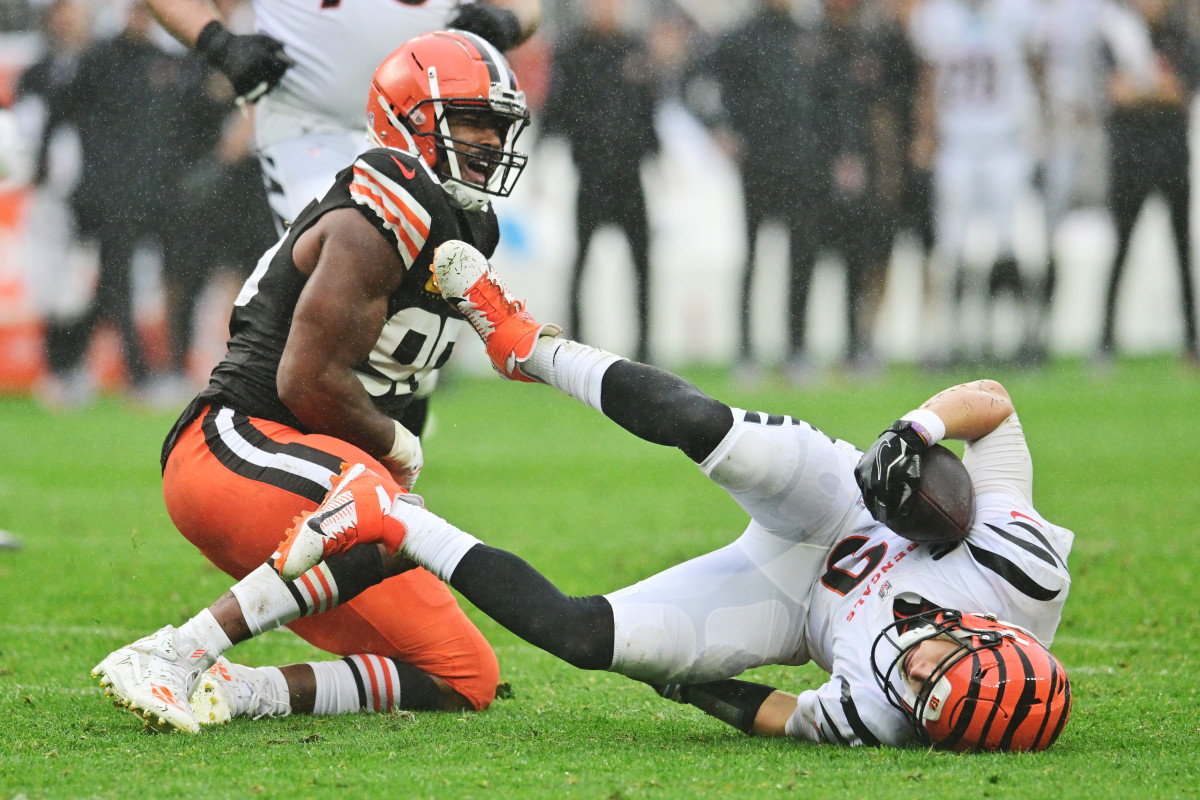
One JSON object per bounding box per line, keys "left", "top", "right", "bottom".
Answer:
{"left": 309, "top": 498, "right": 354, "bottom": 535}
{"left": 390, "top": 155, "right": 416, "bottom": 180}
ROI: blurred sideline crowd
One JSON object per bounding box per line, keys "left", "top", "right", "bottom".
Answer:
{"left": 0, "top": 0, "right": 1198, "bottom": 411}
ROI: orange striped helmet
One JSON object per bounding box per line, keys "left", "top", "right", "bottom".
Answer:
{"left": 873, "top": 609, "right": 1072, "bottom": 751}
{"left": 366, "top": 30, "right": 529, "bottom": 210}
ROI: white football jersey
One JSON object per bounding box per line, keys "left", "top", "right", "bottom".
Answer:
{"left": 1041, "top": 0, "right": 1111, "bottom": 122}
{"left": 788, "top": 415, "right": 1074, "bottom": 747}
{"left": 254, "top": 0, "right": 463, "bottom": 132}
{"left": 910, "top": 0, "right": 1044, "bottom": 145}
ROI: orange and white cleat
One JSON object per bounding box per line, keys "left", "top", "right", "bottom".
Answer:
{"left": 432, "top": 240, "right": 561, "bottom": 382}
{"left": 272, "top": 463, "right": 407, "bottom": 581}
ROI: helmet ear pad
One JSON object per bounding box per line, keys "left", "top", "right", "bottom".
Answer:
{"left": 366, "top": 83, "right": 439, "bottom": 169}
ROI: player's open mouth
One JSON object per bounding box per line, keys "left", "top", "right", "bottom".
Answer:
{"left": 463, "top": 157, "right": 491, "bottom": 186}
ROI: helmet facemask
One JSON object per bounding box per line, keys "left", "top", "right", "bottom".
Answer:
{"left": 421, "top": 75, "right": 529, "bottom": 211}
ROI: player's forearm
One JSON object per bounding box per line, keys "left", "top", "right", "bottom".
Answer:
{"left": 751, "top": 690, "right": 800, "bottom": 737}
{"left": 278, "top": 367, "right": 394, "bottom": 461}
{"left": 918, "top": 380, "right": 1014, "bottom": 443}
{"left": 143, "top": 0, "right": 222, "bottom": 48}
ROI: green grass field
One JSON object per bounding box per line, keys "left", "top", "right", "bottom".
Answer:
{"left": 1, "top": 357, "right": 1198, "bottom": 799}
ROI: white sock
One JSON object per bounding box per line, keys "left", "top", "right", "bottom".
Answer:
{"left": 523, "top": 337, "right": 622, "bottom": 413}
{"left": 258, "top": 666, "right": 291, "bottom": 717}
{"left": 392, "top": 498, "right": 481, "bottom": 582}
{"left": 175, "top": 609, "right": 232, "bottom": 672}
{"left": 309, "top": 660, "right": 361, "bottom": 715}
{"left": 229, "top": 564, "right": 303, "bottom": 636}
{"left": 310, "top": 655, "right": 403, "bottom": 714}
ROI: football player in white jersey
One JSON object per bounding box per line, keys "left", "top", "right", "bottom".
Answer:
{"left": 263, "top": 241, "right": 1075, "bottom": 751}
{"left": 144, "top": 0, "right": 540, "bottom": 230}
{"left": 910, "top": 0, "right": 1047, "bottom": 363}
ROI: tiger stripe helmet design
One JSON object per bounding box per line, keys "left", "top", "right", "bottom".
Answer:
{"left": 872, "top": 608, "right": 1072, "bottom": 751}
{"left": 366, "top": 30, "right": 529, "bottom": 211}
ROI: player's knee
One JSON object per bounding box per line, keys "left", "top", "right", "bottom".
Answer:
{"left": 439, "top": 640, "right": 500, "bottom": 712}
{"left": 705, "top": 424, "right": 776, "bottom": 493}
{"left": 606, "top": 601, "right": 700, "bottom": 683}
{"left": 543, "top": 596, "right": 616, "bottom": 671}
{"left": 643, "top": 383, "right": 731, "bottom": 462}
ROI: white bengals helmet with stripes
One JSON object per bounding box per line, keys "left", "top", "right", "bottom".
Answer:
{"left": 366, "top": 30, "right": 529, "bottom": 211}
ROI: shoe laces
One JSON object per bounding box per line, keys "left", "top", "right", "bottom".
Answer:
{"left": 245, "top": 682, "right": 291, "bottom": 721}
{"left": 470, "top": 273, "right": 524, "bottom": 320}
{"left": 145, "top": 629, "right": 204, "bottom": 695}
{"left": 225, "top": 664, "right": 290, "bottom": 720}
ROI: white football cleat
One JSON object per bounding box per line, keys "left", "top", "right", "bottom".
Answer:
{"left": 431, "top": 240, "right": 560, "bottom": 382}
{"left": 92, "top": 626, "right": 204, "bottom": 734}
{"left": 190, "top": 657, "right": 290, "bottom": 724}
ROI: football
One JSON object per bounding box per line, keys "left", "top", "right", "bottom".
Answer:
{"left": 890, "top": 444, "right": 975, "bottom": 544}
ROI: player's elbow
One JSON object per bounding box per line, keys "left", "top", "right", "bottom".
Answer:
{"left": 276, "top": 362, "right": 329, "bottom": 421}
{"left": 276, "top": 367, "right": 306, "bottom": 412}
{"left": 966, "top": 378, "right": 1016, "bottom": 437}
{"left": 977, "top": 379, "right": 1014, "bottom": 415}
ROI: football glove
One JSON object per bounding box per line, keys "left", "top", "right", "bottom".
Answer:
{"left": 381, "top": 421, "right": 423, "bottom": 492}
{"left": 196, "top": 20, "right": 293, "bottom": 105}
{"left": 447, "top": 2, "right": 523, "bottom": 51}
{"left": 854, "top": 419, "right": 930, "bottom": 527}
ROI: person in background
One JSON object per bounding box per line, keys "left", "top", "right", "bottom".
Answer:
{"left": 1040, "top": 0, "right": 1118, "bottom": 362}
{"left": 875, "top": 0, "right": 935, "bottom": 365}
{"left": 1097, "top": 0, "right": 1200, "bottom": 367}
{"left": 13, "top": 0, "right": 94, "bottom": 408}
{"left": 819, "top": 0, "right": 899, "bottom": 377}
{"left": 684, "top": 0, "right": 839, "bottom": 384}
{"left": 541, "top": 0, "right": 659, "bottom": 364}
{"left": 910, "top": 0, "right": 1047, "bottom": 365}
{"left": 143, "top": 0, "right": 540, "bottom": 231}
{"left": 36, "top": 0, "right": 227, "bottom": 401}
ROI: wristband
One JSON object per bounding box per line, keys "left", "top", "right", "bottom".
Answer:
{"left": 901, "top": 408, "right": 946, "bottom": 447}
{"left": 386, "top": 420, "right": 420, "bottom": 465}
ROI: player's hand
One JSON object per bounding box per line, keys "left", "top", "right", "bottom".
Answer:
{"left": 382, "top": 437, "right": 423, "bottom": 493}
{"left": 854, "top": 420, "right": 929, "bottom": 526}
{"left": 196, "top": 21, "right": 293, "bottom": 105}
{"left": 448, "top": 2, "right": 523, "bottom": 51}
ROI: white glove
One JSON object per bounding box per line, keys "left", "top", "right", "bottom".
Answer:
{"left": 381, "top": 420, "right": 423, "bottom": 492}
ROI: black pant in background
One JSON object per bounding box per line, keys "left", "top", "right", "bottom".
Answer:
{"left": 569, "top": 173, "right": 652, "bottom": 364}
{"left": 1101, "top": 118, "right": 1197, "bottom": 356}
